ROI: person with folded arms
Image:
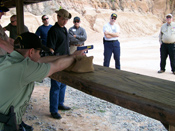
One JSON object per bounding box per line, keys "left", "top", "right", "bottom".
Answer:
{"left": 68, "top": 16, "right": 87, "bottom": 54}
{"left": 103, "top": 13, "right": 120, "bottom": 69}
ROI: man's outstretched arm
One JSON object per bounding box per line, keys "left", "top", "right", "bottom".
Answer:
{"left": 38, "top": 49, "right": 88, "bottom": 77}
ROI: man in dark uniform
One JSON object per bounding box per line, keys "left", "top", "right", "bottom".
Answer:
{"left": 47, "top": 9, "right": 71, "bottom": 119}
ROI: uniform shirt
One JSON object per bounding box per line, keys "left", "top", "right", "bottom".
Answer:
{"left": 0, "top": 25, "right": 9, "bottom": 55}
{"left": 35, "top": 24, "right": 52, "bottom": 46}
{"left": 103, "top": 22, "right": 120, "bottom": 41}
{"left": 68, "top": 25, "right": 87, "bottom": 45}
{"left": 4, "top": 23, "right": 29, "bottom": 39}
{"left": 159, "top": 22, "right": 175, "bottom": 43}
{"left": 47, "top": 22, "right": 70, "bottom": 55}
{"left": 0, "top": 51, "right": 50, "bottom": 130}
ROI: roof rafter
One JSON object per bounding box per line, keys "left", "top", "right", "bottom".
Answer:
{"left": 2, "top": 0, "right": 51, "bottom": 8}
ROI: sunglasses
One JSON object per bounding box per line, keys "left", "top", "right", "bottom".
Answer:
{"left": 166, "top": 16, "right": 172, "bottom": 19}
{"left": 111, "top": 17, "right": 116, "bottom": 20}
{"left": 11, "top": 20, "right": 16, "bottom": 23}
{"left": 43, "top": 18, "right": 49, "bottom": 21}
{"left": 74, "top": 21, "right": 80, "bottom": 23}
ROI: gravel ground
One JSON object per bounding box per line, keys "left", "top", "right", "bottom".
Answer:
{"left": 31, "top": 77, "right": 167, "bottom": 131}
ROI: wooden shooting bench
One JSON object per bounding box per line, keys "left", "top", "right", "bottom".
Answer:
{"left": 3, "top": 0, "right": 175, "bottom": 130}
{"left": 50, "top": 64, "right": 175, "bottom": 131}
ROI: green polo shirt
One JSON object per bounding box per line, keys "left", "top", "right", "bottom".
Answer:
{"left": 0, "top": 51, "right": 50, "bottom": 130}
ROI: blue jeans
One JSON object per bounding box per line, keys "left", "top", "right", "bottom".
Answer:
{"left": 160, "top": 43, "right": 175, "bottom": 72}
{"left": 103, "top": 40, "right": 120, "bottom": 69}
{"left": 50, "top": 79, "right": 66, "bottom": 113}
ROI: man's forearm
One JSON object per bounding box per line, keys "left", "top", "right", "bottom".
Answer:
{"left": 107, "top": 32, "right": 119, "bottom": 37}
{"left": 38, "top": 55, "right": 68, "bottom": 63}
{"left": 46, "top": 55, "right": 75, "bottom": 77}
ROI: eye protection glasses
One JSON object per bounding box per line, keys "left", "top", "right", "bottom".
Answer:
{"left": 111, "top": 17, "right": 116, "bottom": 20}
{"left": 42, "top": 18, "right": 49, "bottom": 21}
{"left": 166, "top": 16, "right": 172, "bottom": 19}
{"left": 74, "top": 20, "right": 80, "bottom": 23}
{"left": 11, "top": 20, "right": 16, "bottom": 23}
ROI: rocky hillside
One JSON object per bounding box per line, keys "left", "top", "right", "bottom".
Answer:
{"left": 1, "top": 0, "right": 174, "bottom": 38}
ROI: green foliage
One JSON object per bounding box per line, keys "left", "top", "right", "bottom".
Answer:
{"left": 98, "top": 110, "right": 106, "bottom": 113}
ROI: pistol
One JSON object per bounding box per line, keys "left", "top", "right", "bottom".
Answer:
{"left": 77, "top": 45, "right": 94, "bottom": 53}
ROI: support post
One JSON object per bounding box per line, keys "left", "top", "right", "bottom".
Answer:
{"left": 169, "top": 125, "right": 175, "bottom": 131}
{"left": 15, "top": 0, "right": 24, "bottom": 35}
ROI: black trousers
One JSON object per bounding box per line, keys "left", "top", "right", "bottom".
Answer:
{"left": 160, "top": 43, "right": 175, "bottom": 72}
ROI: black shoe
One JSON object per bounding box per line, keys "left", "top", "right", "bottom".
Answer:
{"left": 51, "top": 112, "right": 62, "bottom": 119}
{"left": 158, "top": 70, "right": 165, "bottom": 73}
{"left": 58, "top": 105, "right": 71, "bottom": 110}
{"left": 20, "top": 121, "right": 34, "bottom": 131}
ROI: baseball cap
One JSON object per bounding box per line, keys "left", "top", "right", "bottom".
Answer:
{"left": 166, "top": 14, "right": 173, "bottom": 18}
{"left": 55, "top": 9, "right": 72, "bottom": 19}
{"left": 0, "top": 3, "right": 9, "bottom": 12}
{"left": 111, "top": 13, "right": 117, "bottom": 18}
{"left": 74, "top": 16, "right": 80, "bottom": 22}
{"left": 14, "top": 32, "right": 50, "bottom": 52}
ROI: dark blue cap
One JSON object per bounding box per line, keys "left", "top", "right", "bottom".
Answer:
{"left": 74, "top": 16, "right": 80, "bottom": 22}
{"left": 111, "top": 13, "right": 117, "bottom": 18}
{"left": 0, "top": 3, "right": 9, "bottom": 12}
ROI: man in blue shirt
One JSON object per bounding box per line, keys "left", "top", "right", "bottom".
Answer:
{"left": 35, "top": 15, "right": 53, "bottom": 56}
{"left": 35, "top": 15, "right": 52, "bottom": 46}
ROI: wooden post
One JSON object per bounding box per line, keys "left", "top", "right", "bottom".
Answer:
{"left": 169, "top": 125, "right": 175, "bottom": 131}
{"left": 15, "top": 0, "right": 24, "bottom": 35}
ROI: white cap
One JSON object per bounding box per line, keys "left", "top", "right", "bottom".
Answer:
{"left": 166, "top": 14, "right": 173, "bottom": 18}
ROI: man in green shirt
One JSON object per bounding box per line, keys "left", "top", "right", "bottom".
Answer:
{"left": 0, "top": 32, "right": 87, "bottom": 131}
{"left": 3, "top": 15, "right": 29, "bottom": 40}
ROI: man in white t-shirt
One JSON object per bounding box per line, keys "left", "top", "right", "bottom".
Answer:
{"left": 103, "top": 13, "right": 120, "bottom": 69}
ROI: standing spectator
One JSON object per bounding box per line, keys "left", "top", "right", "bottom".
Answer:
{"left": 35, "top": 15, "right": 52, "bottom": 46}
{"left": 68, "top": 16, "right": 87, "bottom": 54}
{"left": 158, "top": 14, "right": 175, "bottom": 74}
{"left": 47, "top": 9, "right": 72, "bottom": 119}
{"left": 103, "top": 13, "right": 120, "bottom": 69}
{"left": 3, "top": 15, "right": 29, "bottom": 40}
{"left": 35, "top": 15, "right": 53, "bottom": 56}
{"left": 0, "top": 3, "right": 13, "bottom": 55}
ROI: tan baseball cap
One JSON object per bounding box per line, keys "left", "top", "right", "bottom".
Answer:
{"left": 55, "top": 9, "right": 72, "bottom": 19}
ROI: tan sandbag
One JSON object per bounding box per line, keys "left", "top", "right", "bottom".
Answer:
{"left": 65, "top": 56, "right": 94, "bottom": 73}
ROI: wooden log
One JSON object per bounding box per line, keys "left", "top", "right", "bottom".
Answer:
{"left": 50, "top": 64, "right": 175, "bottom": 126}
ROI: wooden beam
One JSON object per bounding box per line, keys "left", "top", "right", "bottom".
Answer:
{"left": 169, "top": 125, "right": 175, "bottom": 131}
{"left": 3, "top": 0, "right": 51, "bottom": 8}
{"left": 50, "top": 64, "right": 175, "bottom": 127}
{"left": 16, "top": 0, "right": 24, "bottom": 35}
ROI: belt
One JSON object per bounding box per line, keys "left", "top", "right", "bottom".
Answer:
{"left": 70, "top": 43, "right": 84, "bottom": 46}
{"left": 104, "top": 40, "right": 118, "bottom": 42}
{"left": 163, "top": 42, "right": 175, "bottom": 44}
